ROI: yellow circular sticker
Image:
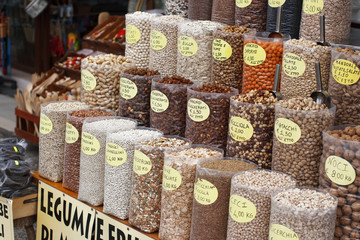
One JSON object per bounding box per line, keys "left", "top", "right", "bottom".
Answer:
{"left": 303, "top": 0, "right": 324, "bottom": 15}
{"left": 236, "top": 0, "right": 252, "bottom": 8}
{"left": 229, "top": 195, "right": 257, "bottom": 223}
{"left": 133, "top": 150, "right": 152, "bottom": 175}
{"left": 65, "top": 122, "right": 79, "bottom": 144}
{"left": 40, "top": 113, "right": 53, "bottom": 135}
{"left": 332, "top": 59, "right": 360, "bottom": 86}
{"left": 229, "top": 117, "right": 254, "bottom": 142}
{"left": 163, "top": 166, "right": 182, "bottom": 191}
{"left": 187, "top": 98, "right": 210, "bottom": 122}
{"left": 81, "top": 132, "right": 100, "bottom": 155}
{"left": 150, "top": 30, "right": 167, "bottom": 51}
{"left": 244, "top": 43, "right": 267, "bottom": 66}
{"left": 178, "top": 36, "right": 198, "bottom": 57}
{"left": 120, "top": 78, "right": 138, "bottom": 100}
{"left": 194, "top": 179, "right": 218, "bottom": 205}
{"left": 151, "top": 90, "right": 169, "bottom": 113}
{"left": 126, "top": 25, "right": 141, "bottom": 44}
{"left": 105, "top": 143, "right": 127, "bottom": 167}
{"left": 213, "top": 39, "right": 232, "bottom": 61}
{"left": 325, "top": 156, "right": 356, "bottom": 186}
{"left": 275, "top": 118, "right": 302, "bottom": 145}
{"left": 269, "top": 0, "right": 286, "bottom": 8}
{"left": 283, "top": 53, "right": 306, "bottom": 78}
{"left": 269, "top": 224, "right": 299, "bottom": 240}
{"left": 81, "top": 70, "right": 97, "bottom": 91}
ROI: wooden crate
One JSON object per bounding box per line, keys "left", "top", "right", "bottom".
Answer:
{"left": 12, "top": 193, "right": 38, "bottom": 220}
{"left": 15, "top": 108, "right": 40, "bottom": 144}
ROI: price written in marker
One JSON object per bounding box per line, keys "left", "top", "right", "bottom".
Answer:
{"left": 244, "top": 43, "right": 267, "bottom": 66}
{"left": 40, "top": 113, "right": 53, "bottom": 135}
{"left": 163, "top": 166, "right": 182, "bottom": 191}
{"left": 178, "top": 36, "right": 198, "bottom": 57}
{"left": 332, "top": 59, "right": 360, "bottom": 86}
{"left": 229, "top": 117, "right": 254, "bottom": 142}
{"left": 283, "top": 53, "right": 306, "bottom": 78}
{"left": 303, "top": 0, "right": 324, "bottom": 15}
{"left": 229, "top": 195, "right": 256, "bottom": 223}
{"left": 105, "top": 143, "right": 127, "bottom": 167}
{"left": 120, "top": 78, "right": 138, "bottom": 100}
{"left": 275, "top": 118, "right": 301, "bottom": 145}
{"left": 81, "top": 132, "right": 100, "bottom": 155}
{"left": 187, "top": 98, "right": 210, "bottom": 122}
{"left": 325, "top": 156, "right": 356, "bottom": 186}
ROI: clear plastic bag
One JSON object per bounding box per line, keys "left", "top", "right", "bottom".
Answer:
{"left": 235, "top": 0, "right": 267, "bottom": 31}
{"left": 188, "top": 0, "right": 212, "bottom": 20}
{"left": 165, "top": 0, "right": 188, "bottom": 17}
{"left": 211, "top": 0, "right": 234, "bottom": 25}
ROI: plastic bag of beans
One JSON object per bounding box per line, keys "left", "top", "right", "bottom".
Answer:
{"left": 211, "top": 26, "right": 252, "bottom": 91}
{"left": 211, "top": 0, "right": 235, "bottom": 25}
{"left": 242, "top": 32, "right": 289, "bottom": 93}
{"left": 235, "top": 0, "right": 267, "bottom": 31}
{"left": 280, "top": 39, "right": 332, "bottom": 100}
{"left": 190, "top": 158, "right": 257, "bottom": 240}
{"left": 150, "top": 76, "right": 193, "bottom": 136}
{"left": 149, "top": 16, "right": 186, "bottom": 77}
{"left": 119, "top": 68, "right": 161, "bottom": 126}
{"left": 165, "top": 0, "right": 188, "bottom": 17}
{"left": 177, "top": 21, "right": 225, "bottom": 84}
{"left": 63, "top": 109, "right": 115, "bottom": 192}
{"left": 39, "top": 101, "right": 88, "bottom": 182}
{"left": 78, "top": 117, "right": 137, "bottom": 206}
{"left": 188, "top": 0, "right": 212, "bottom": 20}
{"left": 272, "top": 98, "right": 335, "bottom": 188}
{"left": 159, "top": 146, "right": 223, "bottom": 240}
{"left": 226, "top": 90, "right": 278, "bottom": 169}
{"left": 319, "top": 125, "right": 360, "bottom": 240}
{"left": 185, "top": 84, "right": 238, "bottom": 150}
{"left": 129, "top": 136, "right": 191, "bottom": 233}
{"left": 266, "top": 0, "right": 303, "bottom": 39}
{"left": 328, "top": 45, "right": 360, "bottom": 125}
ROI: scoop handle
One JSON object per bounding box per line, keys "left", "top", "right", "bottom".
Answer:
{"left": 275, "top": 6, "right": 283, "bottom": 33}
{"left": 320, "top": 15, "right": 326, "bottom": 43}
{"left": 315, "top": 62, "right": 323, "bottom": 91}
{"left": 273, "top": 64, "right": 281, "bottom": 92}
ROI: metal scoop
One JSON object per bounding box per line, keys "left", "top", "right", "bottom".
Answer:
{"left": 270, "top": 64, "right": 283, "bottom": 100}
{"left": 310, "top": 62, "right": 331, "bottom": 107}
{"left": 317, "top": 15, "right": 331, "bottom": 46}
{"left": 268, "top": 6, "right": 283, "bottom": 38}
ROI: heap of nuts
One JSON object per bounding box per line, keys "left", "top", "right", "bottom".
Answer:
{"left": 165, "top": 0, "right": 188, "bottom": 17}
{"left": 227, "top": 90, "right": 278, "bottom": 169}
{"left": 235, "top": 0, "right": 267, "bottom": 31}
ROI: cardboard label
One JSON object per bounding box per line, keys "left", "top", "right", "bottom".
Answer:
{"left": 275, "top": 118, "right": 301, "bottom": 144}
{"left": 213, "top": 39, "right": 232, "bottom": 61}
{"left": 120, "top": 78, "right": 138, "bottom": 100}
{"left": 269, "top": 0, "right": 286, "bottom": 7}
{"left": 133, "top": 150, "right": 152, "bottom": 175}
{"left": 106, "top": 143, "right": 127, "bottom": 167}
{"left": 163, "top": 166, "right": 182, "bottom": 191}
{"left": 332, "top": 59, "right": 360, "bottom": 85}
{"left": 188, "top": 98, "right": 210, "bottom": 122}
{"left": 81, "top": 70, "right": 97, "bottom": 91}
{"left": 244, "top": 43, "right": 267, "bottom": 66}
{"left": 65, "top": 122, "right": 79, "bottom": 144}
{"left": 194, "top": 179, "right": 218, "bottom": 205}
{"left": 283, "top": 53, "right": 306, "bottom": 78}
{"left": 236, "top": 0, "right": 252, "bottom": 8}
{"left": 229, "top": 195, "right": 256, "bottom": 223}
{"left": 151, "top": 90, "right": 169, "bottom": 113}
{"left": 229, "top": 117, "right": 254, "bottom": 142}
{"left": 303, "top": 0, "right": 324, "bottom": 15}
{"left": 178, "top": 36, "right": 198, "bottom": 57}
{"left": 126, "top": 25, "right": 141, "bottom": 44}
{"left": 325, "top": 156, "right": 356, "bottom": 186}
{"left": 269, "top": 224, "right": 299, "bottom": 240}
{"left": 40, "top": 113, "right": 53, "bottom": 135}
{"left": 81, "top": 132, "right": 100, "bottom": 155}
{"left": 0, "top": 197, "right": 14, "bottom": 240}
{"left": 150, "top": 30, "right": 167, "bottom": 50}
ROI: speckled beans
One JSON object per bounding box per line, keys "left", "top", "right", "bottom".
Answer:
{"left": 211, "top": 0, "right": 234, "bottom": 25}
{"left": 188, "top": 0, "right": 212, "bottom": 20}
{"left": 103, "top": 128, "right": 162, "bottom": 220}
{"left": 185, "top": 84, "right": 238, "bottom": 150}
{"left": 280, "top": 39, "right": 331, "bottom": 100}
{"left": 227, "top": 170, "right": 296, "bottom": 240}
{"left": 242, "top": 32, "right": 289, "bottom": 93}
{"left": 235, "top": 0, "right": 267, "bottom": 31}
{"left": 39, "top": 101, "right": 88, "bottom": 182}
{"left": 149, "top": 16, "right": 186, "bottom": 77}
{"left": 328, "top": 46, "right": 360, "bottom": 125}
{"left": 165, "top": 0, "right": 188, "bottom": 17}
{"left": 299, "top": 0, "right": 352, "bottom": 44}
{"left": 177, "top": 21, "right": 225, "bottom": 84}
{"left": 129, "top": 137, "right": 190, "bottom": 233}
{"left": 125, "top": 12, "right": 158, "bottom": 68}
{"left": 212, "top": 26, "right": 251, "bottom": 91}
{"left": 319, "top": 125, "right": 360, "bottom": 240}
{"left": 269, "top": 188, "right": 337, "bottom": 240}
{"left": 190, "top": 158, "right": 257, "bottom": 240}
{"left": 159, "top": 146, "right": 223, "bottom": 240}
{"left": 272, "top": 98, "right": 335, "bottom": 187}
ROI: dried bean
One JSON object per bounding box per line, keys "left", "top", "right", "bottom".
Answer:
{"left": 188, "top": 0, "right": 212, "bottom": 20}
{"left": 165, "top": 0, "right": 188, "bottom": 17}
{"left": 211, "top": 0, "right": 235, "bottom": 25}
{"left": 235, "top": 0, "right": 267, "bottom": 31}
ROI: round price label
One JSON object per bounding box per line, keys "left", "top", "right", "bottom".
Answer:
{"left": 150, "top": 30, "right": 167, "bottom": 50}
{"left": 325, "top": 156, "right": 356, "bottom": 186}
{"left": 126, "top": 25, "right": 141, "bottom": 44}
{"left": 106, "top": 143, "right": 127, "bottom": 167}
{"left": 40, "top": 113, "right": 53, "bottom": 135}
{"left": 229, "top": 117, "right": 254, "bottom": 142}
{"left": 269, "top": 0, "right": 286, "bottom": 8}
{"left": 332, "top": 59, "right": 360, "bottom": 86}
{"left": 65, "top": 122, "right": 79, "bottom": 144}
{"left": 229, "top": 195, "right": 257, "bottom": 223}
{"left": 187, "top": 98, "right": 210, "bottom": 122}
{"left": 178, "top": 36, "right": 198, "bottom": 57}
{"left": 269, "top": 224, "right": 299, "bottom": 240}
{"left": 194, "top": 179, "right": 218, "bottom": 205}
{"left": 244, "top": 43, "right": 267, "bottom": 66}
{"left": 133, "top": 150, "right": 152, "bottom": 175}
{"left": 163, "top": 166, "right": 182, "bottom": 191}
{"left": 303, "top": 0, "right": 324, "bottom": 15}
{"left": 151, "top": 90, "right": 169, "bottom": 113}
{"left": 275, "top": 118, "right": 301, "bottom": 144}
{"left": 283, "top": 53, "right": 306, "bottom": 78}
{"left": 120, "top": 78, "right": 138, "bottom": 100}
{"left": 213, "top": 39, "right": 232, "bottom": 61}
{"left": 81, "top": 132, "right": 100, "bottom": 155}
{"left": 236, "top": 0, "right": 252, "bottom": 8}
{"left": 81, "top": 70, "right": 97, "bottom": 91}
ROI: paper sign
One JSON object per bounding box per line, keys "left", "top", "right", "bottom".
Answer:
{"left": 303, "top": 0, "right": 324, "bottom": 15}
{"left": 325, "top": 156, "right": 356, "bottom": 186}
{"left": 40, "top": 113, "right": 53, "bottom": 135}
{"left": 150, "top": 30, "right": 167, "bottom": 50}
{"left": 229, "top": 117, "right": 254, "bottom": 142}
{"left": 213, "top": 39, "right": 232, "bottom": 61}
{"left": 120, "top": 78, "right": 138, "bottom": 100}
{"left": 269, "top": 224, "right": 299, "bottom": 240}
{"left": 65, "top": 123, "right": 79, "bottom": 144}
{"left": 244, "top": 43, "right": 267, "bottom": 66}
{"left": 0, "top": 197, "right": 14, "bottom": 240}
{"left": 81, "top": 70, "right": 97, "bottom": 91}
{"left": 151, "top": 90, "right": 169, "bottom": 113}
{"left": 178, "top": 36, "right": 198, "bottom": 57}
{"left": 163, "top": 166, "right": 182, "bottom": 191}
{"left": 194, "top": 179, "right": 218, "bottom": 205}
{"left": 275, "top": 118, "right": 301, "bottom": 144}
{"left": 229, "top": 195, "right": 256, "bottom": 223}
{"left": 283, "top": 53, "right": 306, "bottom": 78}
{"left": 126, "top": 25, "right": 141, "bottom": 44}
{"left": 332, "top": 59, "right": 360, "bottom": 85}
{"left": 187, "top": 98, "right": 210, "bottom": 122}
